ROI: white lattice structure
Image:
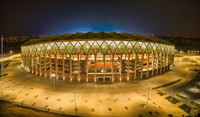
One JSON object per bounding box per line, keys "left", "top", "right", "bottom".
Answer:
{"left": 21, "top": 32, "right": 175, "bottom": 82}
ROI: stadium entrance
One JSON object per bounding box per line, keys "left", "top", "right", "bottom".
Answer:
{"left": 96, "top": 75, "right": 112, "bottom": 82}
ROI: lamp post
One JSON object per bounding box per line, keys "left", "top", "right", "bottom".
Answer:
{"left": 51, "top": 74, "right": 55, "bottom": 91}
{"left": 170, "top": 89, "right": 174, "bottom": 103}
{"left": 73, "top": 91, "right": 77, "bottom": 117}
{"left": 10, "top": 51, "right": 13, "bottom": 55}
{"left": 146, "top": 87, "right": 150, "bottom": 110}
{"left": 73, "top": 81, "right": 78, "bottom": 117}
{"left": 186, "top": 98, "right": 190, "bottom": 115}
{"left": 10, "top": 51, "right": 13, "bottom": 62}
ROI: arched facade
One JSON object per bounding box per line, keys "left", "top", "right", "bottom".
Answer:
{"left": 21, "top": 33, "right": 175, "bottom": 82}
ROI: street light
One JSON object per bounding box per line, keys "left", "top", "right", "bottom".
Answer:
{"left": 10, "top": 51, "right": 13, "bottom": 55}
{"left": 73, "top": 91, "right": 77, "bottom": 117}
{"left": 180, "top": 50, "right": 183, "bottom": 54}
{"left": 146, "top": 87, "right": 150, "bottom": 110}
{"left": 186, "top": 98, "right": 190, "bottom": 114}
{"left": 73, "top": 80, "right": 78, "bottom": 116}
{"left": 170, "top": 89, "right": 174, "bottom": 103}
{"left": 51, "top": 74, "right": 56, "bottom": 91}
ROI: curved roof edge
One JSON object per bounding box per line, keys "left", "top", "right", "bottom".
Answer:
{"left": 22, "top": 32, "right": 174, "bottom": 46}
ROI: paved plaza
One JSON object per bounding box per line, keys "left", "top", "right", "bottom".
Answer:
{"left": 0, "top": 54, "right": 200, "bottom": 117}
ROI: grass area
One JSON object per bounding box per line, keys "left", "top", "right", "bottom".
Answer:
{"left": 191, "top": 60, "right": 198, "bottom": 63}
{"left": 182, "top": 58, "right": 190, "bottom": 62}
{"left": 176, "top": 94, "right": 187, "bottom": 99}
{"left": 165, "top": 96, "right": 180, "bottom": 104}
{"left": 191, "top": 101, "right": 200, "bottom": 108}
{"left": 156, "top": 91, "right": 166, "bottom": 96}
{"left": 0, "top": 60, "right": 11, "bottom": 68}
{"left": 152, "top": 79, "right": 182, "bottom": 90}
{"left": 179, "top": 104, "right": 191, "bottom": 114}
{"left": 0, "top": 74, "right": 8, "bottom": 77}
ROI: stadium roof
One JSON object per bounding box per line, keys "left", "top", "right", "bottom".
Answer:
{"left": 22, "top": 32, "right": 174, "bottom": 46}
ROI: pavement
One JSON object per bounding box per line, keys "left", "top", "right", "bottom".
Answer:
{"left": 0, "top": 54, "right": 200, "bottom": 117}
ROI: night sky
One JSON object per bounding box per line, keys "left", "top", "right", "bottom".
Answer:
{"left": 1, "top": 0, "right": 200, "bottom": 36}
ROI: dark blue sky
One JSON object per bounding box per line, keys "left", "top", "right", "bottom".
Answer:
{"left": 1, "top": 0, "right": 200, "bottom": 36}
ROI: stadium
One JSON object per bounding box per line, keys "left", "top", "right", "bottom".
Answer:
{"left": 21, "top": 32, "right": 175, "bottom": 82}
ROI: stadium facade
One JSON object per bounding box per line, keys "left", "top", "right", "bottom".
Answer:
{"left": 21, "top": 32, "right": 175, "bottom": 82}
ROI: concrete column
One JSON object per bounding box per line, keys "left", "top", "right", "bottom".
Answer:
{"left": 111, "top": 54, "right": 114, "bottom": 82}
{"left": 44, "top": 53, "right": 47, "bottom": 77}
{"left": 26, "top": 56, "right": 29, "bottom": 68}
{"left": 31, "top": 54, "right": 34, "bottom": 74}
{"left": 147, "top": 52, "right": 150, "bottom": 77}
{"left": 39, "top": 54, "right": 42, "bottom": 76}
{"left": 140, "top": 53, "right": 144, "bottom": 79}
{"left": 94, "top": 54, "right": 97, "bottom": 82}
{"left": 169, "top": 54, "right": 172, "bottom": 68}
{"left": 155, "top": 53, "right": 157, "bottom": 75}
{"left": 86, "top": 53, "right": 88, "bottom": 82}
{"left": 55, "top": 54, "right": 58, "bottom": 79}
{"left": 160, "top": 53, "right": 162, "bottom": 74}
{"left": 35, "top": 54, "right": 38, "bottom": 75}
{"left": 166, "top": 53, "right": 169, "bottom": 70}
{"left": 24, "top": 55, "right": 27, "bottom": 67}
{"left": 62, "top": 54, "right": 65, "bottom": 80}
{"left": 70, "top": 54, "right": 72, "bottom": 81}
{"left": 23, "top": 55, "right": 26, "bottom": 67}
{"left": 156, "top": 53, "right": 159, "bottom": 75}
{"left": 163, "top": 53, "right": 166, "bottom": 72}
{"left": 103, "top": 54, "right": 105, "bottom": 82}
{"left": 26, "top": 55, "right": 29, "bottom": 67}
{"left": 127, "top": 54, "right": 130, "bottom": 81}
{"left": 26, "top": 55, "right": 28, "bottom": 69}
{"left": 49, "top": 54, "right": 52, "bottom": 78}
{"left": 152, "top": 53, "right": 154, "bottom": 76}
{"left": 78, "top": 54, "right": 80, "bottom": 82}
{"left": 134, "top": 53, "right": 137, "bottom": 79}
{"left": 120, "top": 54, "right": 122, "bottom": 81}
{"left": 25, "top": 55, "right": 27, "bottom": 70}
{"left": 168, "top": 54, "right": 170, "bottom": 66}
{"left": 21, "top": 54, "right": 24, "bottom": 67}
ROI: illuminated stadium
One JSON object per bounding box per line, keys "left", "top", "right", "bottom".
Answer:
{"left": 21, "top": 32, "right": 175, "bottom": 82}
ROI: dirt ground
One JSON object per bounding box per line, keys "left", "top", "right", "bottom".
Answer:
{"left": 0, "top": 100, "right": 74, "bottom": 117}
